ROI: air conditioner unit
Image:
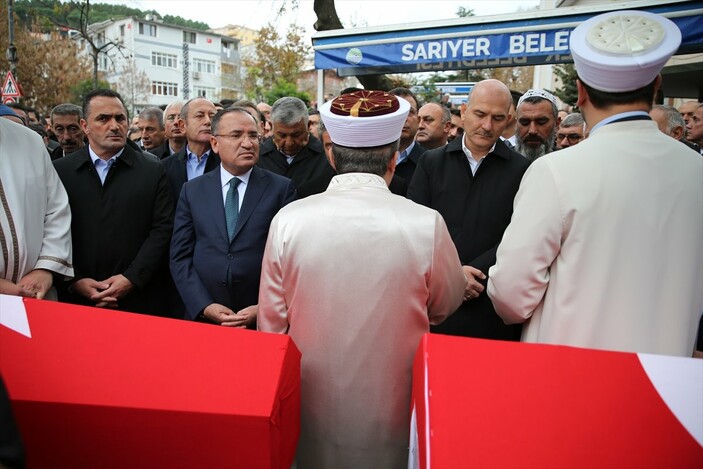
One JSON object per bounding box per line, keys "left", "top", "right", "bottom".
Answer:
{"left": 193, "top": 72, "right": 201, "bottom": 80}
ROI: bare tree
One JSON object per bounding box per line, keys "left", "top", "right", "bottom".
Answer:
{"left": 0, "top": 1, "right": 92, "bottom": 112}
{"left": 114, "top": 57, "right": 150, "bottom": 115}
{"left": 39, "top": 0, "right": 124, "bottom": 88}
{"left": 312, "top": 0, "right": 393, "bottom": 91}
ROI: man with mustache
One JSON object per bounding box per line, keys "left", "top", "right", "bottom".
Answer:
{"left": 408, "top": 79, "right": 529, "bottom": 341}
{"left": 49, "top": 103, "right": 86, "bottom": 160}
{"left": 257, "top": 97, "right": 330, "bottom": 192}
{"left": 53, "top": 89, "right": 174, "bottom": 316}
{"left": 515, "top": 89, "right": 560, "bottom": 162}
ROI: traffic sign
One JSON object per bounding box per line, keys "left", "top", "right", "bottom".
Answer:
{"left": 3, "top": 96, "right": 17, "bottom": 104}
{"left": 2, "top": 72, "right": 21, "bottom": 98}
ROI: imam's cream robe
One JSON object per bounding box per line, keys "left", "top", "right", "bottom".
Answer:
{"left": 0, "top": 119, "right": 73, "bottom": 288}
{"left": 258, "top": 173, "right": 465, "bottom": 468}
{"left": 488, "top": 120, "right": 703, "bottom": 356}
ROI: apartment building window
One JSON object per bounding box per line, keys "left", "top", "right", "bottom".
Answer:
{"left": 98, "top": 55, "right": 109, "bottom": 72}
{"left": 222, "top": 41, "right": 237, "bottom": 51}
{"left": 193, "top": 58, "right": 215, "bottom": 74}
{"left": 193, "top": 86, "right": 215, "bottom": 100}
{"left": 139, "top": 22, "right": 157, "bottom": 37}
{"left": 152, "top": 51, "right": 178, "bottom": 69}
{"left": 152, "top": 81, "right": 178, "bottom": 97}
{"left": 183, "top": 31, "right": 196, "bottom": 44}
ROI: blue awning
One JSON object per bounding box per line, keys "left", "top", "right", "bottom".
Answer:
{"left": 312, "top": 0, "right": 703, "bottom": 77}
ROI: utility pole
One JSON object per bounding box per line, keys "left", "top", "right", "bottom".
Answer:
{"left": 6, "top": 0, "right": 18, "bottom": 77}
{"left": 182, "top": 42, "right": 189, "bottom": 100}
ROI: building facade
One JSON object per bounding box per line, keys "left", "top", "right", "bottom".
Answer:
{"left": 84, "top": 16, "right": 241, "bottom": 113}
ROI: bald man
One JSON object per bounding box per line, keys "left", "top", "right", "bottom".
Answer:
{"left": 678, "top": 100, "right": 700, "bottom": 126}
{"left": 408, "top": 79, "right": 529, "bottom": 341}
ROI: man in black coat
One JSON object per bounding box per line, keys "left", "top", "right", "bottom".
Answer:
{"left": 257, "top": 96, "right": 331, "bottom": 191}
{"left": 389, "top": 87, "right": 426, "bottom": 185}
{"left": 161, "top": 97, "right": 220, "bottom": 203}
{"left": 408, "top": 79, "right": 529, "bottom": 341}
{"left": 53, "top": 89, "right": 174, "bottom": 316}
{"left": 49, "top": 103, "right": 86, "bottom": 160}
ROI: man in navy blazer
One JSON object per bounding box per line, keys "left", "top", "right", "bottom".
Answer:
{"left": 170, "top": 107, "right": 296, "bottom": 326}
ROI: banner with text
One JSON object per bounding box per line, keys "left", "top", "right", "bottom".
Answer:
{"left": 314, "top": 14, "right": 703, "bottom": 73}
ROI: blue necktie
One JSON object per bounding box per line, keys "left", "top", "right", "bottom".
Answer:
{"left": 225, "top": 177, "right": 240, "bottom": 241}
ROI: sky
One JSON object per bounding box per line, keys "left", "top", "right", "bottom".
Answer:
{"left": 104, "top": 0, "right": 541, "bottom": 38}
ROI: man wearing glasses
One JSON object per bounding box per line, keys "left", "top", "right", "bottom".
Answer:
{"left": 170, "top": 107, "right": 296, "bottom": 327}
{"left": 556, "top": 113, "right": 587, "bottom": 150}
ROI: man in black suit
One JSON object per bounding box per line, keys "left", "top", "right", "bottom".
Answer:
{"left": 161, "top": 97, "right": 220, "bottom": 202}
{"left": 53, "top": 89, "right": 174, "bottom": 316}
{"left": 389, "top": 88, "right": 425, "bottom": 185}
{"left": 170, "top": 107, "right": 296, "bottom": 326}
{"left": 408, "top": 79, "right": 529, "bottom": 341}
{"left": 257, "top": 96, "right": 331, "bottom": 191}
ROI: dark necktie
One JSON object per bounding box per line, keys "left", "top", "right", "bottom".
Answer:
{"left": 225, "top": 177, "right": 241, "bottom": 241}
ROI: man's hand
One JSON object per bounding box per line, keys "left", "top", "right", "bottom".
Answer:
{"left": 462, "top": 265, "right": 486, "bottom": 301}
{"left": 203, "top": 303, "right": 238, "bottom": 326}
{"left": 71, "top": 278, "right": 118, "bottom": 308}
{"left": 18, "top": 269, "right": 53, "bottom": 299}
{"left": 0, "top": 278, "right": 36, "bottom": 298}
{"left": 221, "top": 304, "right": 258, "bottom": 328}
{"left": 72, "top": 278, "right": 110, "bottom": 300}
{"left": 91, "top": 274, "right": 134, "bottom": 308}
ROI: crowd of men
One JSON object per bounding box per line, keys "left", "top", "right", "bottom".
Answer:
{"left": 1, "top": 9, "right": 702, "bottom": 469}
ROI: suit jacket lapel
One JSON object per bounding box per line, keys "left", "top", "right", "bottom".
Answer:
{"left": 205, "top": 151, "right": 220, "bottom": 173}
{"left": 231, "top": 166, "right": 268, "bottom": 242}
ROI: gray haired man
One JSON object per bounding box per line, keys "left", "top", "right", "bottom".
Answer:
{"left": 50, "top": 103, "right": 86, "bottom": 160}
{"left": 257, "top": 97, "right": 331, "bottom": 190}
{"left": 556, "top": 113, "right": 586, "bottom": 150}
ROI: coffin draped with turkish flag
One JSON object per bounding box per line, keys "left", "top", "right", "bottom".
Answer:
{"left": 409, "top": 333, "right": 703, "bottom": 469}
{"left": 0, "top": 295, "right": 300, "bottom": 468}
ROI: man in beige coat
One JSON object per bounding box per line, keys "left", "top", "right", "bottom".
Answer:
{"left": 488, "top": 11, "right": 702, "bottom": 357}
{"left": 258, "top": 90, "right": 466, "bottom": 467}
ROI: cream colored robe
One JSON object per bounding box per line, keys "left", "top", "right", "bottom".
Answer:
{"left": 488, "top": 119, "right": 703, "bottom": 357}
{"left": 0, "top": 119, "right": 73, "bottom": 287}
{"left": 258, "top": 173, "right": 465, "bottom": 468}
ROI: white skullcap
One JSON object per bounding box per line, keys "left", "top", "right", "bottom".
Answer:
{"left": 518, "top": 89, "right": 558, "bottom": 108}
{"left": 570, "top": 10, "right": 681, "bottom": 93}
{"left": 320, "top": 90, "right": 410, "bottom": 147}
